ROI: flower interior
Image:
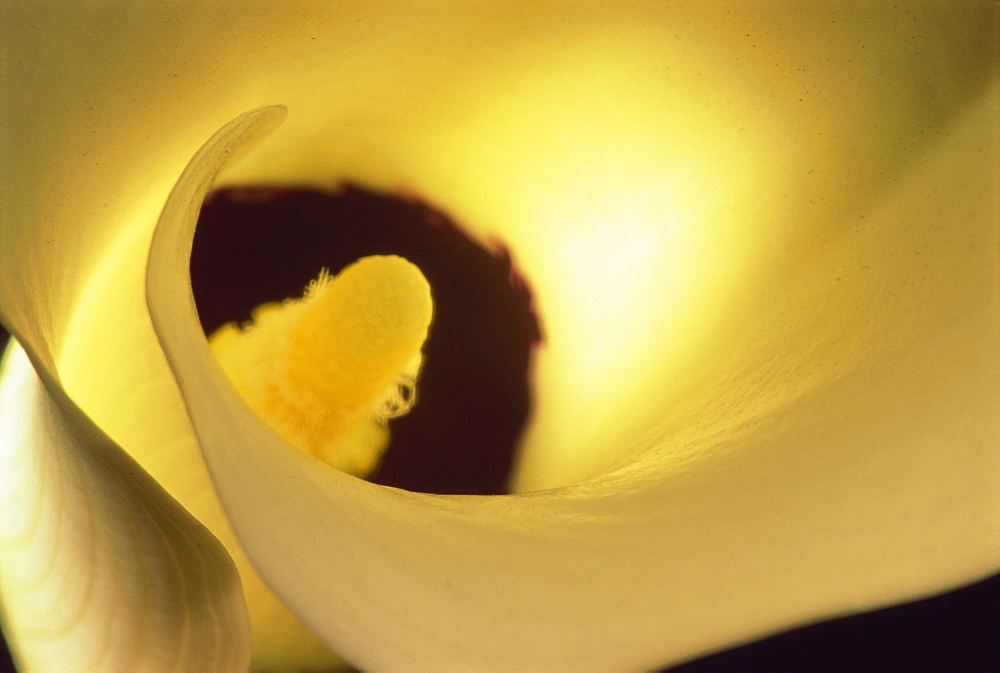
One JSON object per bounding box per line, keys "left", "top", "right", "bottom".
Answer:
{"left": 192, "top": 185, "right": 542, "bottom": 494}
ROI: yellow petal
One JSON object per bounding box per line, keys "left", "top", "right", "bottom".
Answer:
{"left": 148, "top": 66, "right": 999, "bottom": 673}
{"left": 0, "top": 339, "right": 251, "bottom": 671}
{"left": 3, "top": 2, "right": 998, "bottom": 672}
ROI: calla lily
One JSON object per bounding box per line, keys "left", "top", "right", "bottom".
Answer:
{"left": 1, "top": 2, "right": 998, "bottom": 672}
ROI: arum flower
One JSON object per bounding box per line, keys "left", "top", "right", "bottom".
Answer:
{"left": 1, "top": 2, "right": 998, "bottom": 672}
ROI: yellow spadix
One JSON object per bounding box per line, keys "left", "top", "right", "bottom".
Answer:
{"left": 209, "top": 256, "right": 432, "bottom": 476}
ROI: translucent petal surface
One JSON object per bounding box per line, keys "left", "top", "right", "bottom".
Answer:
{"left": 3, "top": 2, "right": 999, "bottom": 672}
{"left": 148, "top": 51, "right": 999, "bottom": 673}
{"left": 0, "top": 340, "right": 251, "bottom": 672}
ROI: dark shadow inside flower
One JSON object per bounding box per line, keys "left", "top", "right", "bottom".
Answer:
{"left": 191, "top": 185, "right": 542, "bottom": 495}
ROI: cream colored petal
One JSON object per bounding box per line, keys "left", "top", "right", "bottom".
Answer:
{"left": 0, "top": 339, "right": 251, "bottom": 672}
{"left": 4, "top": 2, "right": 998, "bottom": 671}
{"left": 147, "top": 68, "right": 999, "bottom": 673}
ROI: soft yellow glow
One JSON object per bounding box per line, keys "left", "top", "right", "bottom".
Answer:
{"left": 329, "top": 31, "right": 787, "bottom": 490}
{"left": 0, "top": 334, "right": 252, "bottom": 673}
{"left": 2, "top": 3, "right": 996, "bottom": 672}
{"left": 55, "top": 181, "right": 346, "bottom": 672}
{"left": 209, "top": 256, "right": 432, "bottom": 475}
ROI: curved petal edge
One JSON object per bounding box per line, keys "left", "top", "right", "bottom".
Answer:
{"left": 0, "top": 339, "right": 252, "bottom": 672}
{"left": 149, "top": 86, "right": 999, "bottom": 673}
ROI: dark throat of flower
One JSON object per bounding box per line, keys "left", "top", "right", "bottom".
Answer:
{"left": 191, "top": 184, "right": 542, "bottom": 495}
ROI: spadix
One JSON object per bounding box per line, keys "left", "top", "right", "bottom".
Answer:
{"left": 210, "top": 256, "right": 432, "bottom": 475}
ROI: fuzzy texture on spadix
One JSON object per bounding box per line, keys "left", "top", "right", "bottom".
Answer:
{"left": 1, "top": 2, "right": 998, "bottom": 673}
{"left": 210, "top": 258, "right": 432, "bottom": 475}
